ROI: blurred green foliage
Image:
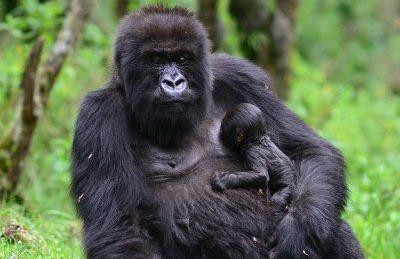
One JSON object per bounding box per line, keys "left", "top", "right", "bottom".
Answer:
{"left": 1, "top": 0, "right": 399, "bottom": 258}
{"left": 289, "top": 55, "right": 400, "bottom": 258}
{"left": 297, "top": 0, "right": 400, "bottom": 93}
{"left": 0, "top": 0, "right": 64, "bottom": 42}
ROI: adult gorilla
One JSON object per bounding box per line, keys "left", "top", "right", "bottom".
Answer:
{"left": 72, "top": 6, "right": 363, "bottom": 259}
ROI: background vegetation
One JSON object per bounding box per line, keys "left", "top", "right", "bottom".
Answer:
{"left": 0, "top": 0, "right": 399, "bottom": 258}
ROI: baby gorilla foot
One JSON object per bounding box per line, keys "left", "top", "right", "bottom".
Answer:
{"left": 270, "top": 187, "right": 292, "bottom": 213}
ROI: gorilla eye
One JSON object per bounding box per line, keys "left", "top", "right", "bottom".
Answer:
{"left": 178, "top": 56, "right": 187, "bottom": 64}
{"left": 153, "top": 56, "right": 162, "bottom": 65}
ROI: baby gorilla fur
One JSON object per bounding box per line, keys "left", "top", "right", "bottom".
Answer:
{"left": 212, "top": 103, "right": 295, "bottom": 212}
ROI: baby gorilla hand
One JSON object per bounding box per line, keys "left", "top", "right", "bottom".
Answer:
{"left": 211, "top": 171, "right": 230, "bottom": 192}
{"left": 211, "top": 171, "right": 269, "bottom": 192}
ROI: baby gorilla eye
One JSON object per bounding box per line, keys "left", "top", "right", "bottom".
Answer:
{"left": 235, "top": 130, "right": 245, "bottom": 143}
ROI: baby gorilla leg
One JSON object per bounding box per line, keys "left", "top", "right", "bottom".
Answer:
{"left": 260, "top": 136, "right": 296, "bottom": 212}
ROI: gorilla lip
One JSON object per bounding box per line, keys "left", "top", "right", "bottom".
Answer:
{"left": 156, "top": 93, "right": 192, "bottom": 105}
{"left": 157, "top": 98, "right": 187, "bottom": 104}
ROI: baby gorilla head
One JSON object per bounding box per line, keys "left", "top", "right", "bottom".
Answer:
{"left": 220, "top": 103, "right": 267, "bottom": 150}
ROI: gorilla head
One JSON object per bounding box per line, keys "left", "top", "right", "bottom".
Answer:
{"left": 114, "top": 6, "right": 212, "bottom": 146}
{"left": 220, "top": 103, "right": 268, "bottom": 150}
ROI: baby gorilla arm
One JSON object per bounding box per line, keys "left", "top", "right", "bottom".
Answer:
{"left": 211, "top": 167, "right": 268, "bottom": 192}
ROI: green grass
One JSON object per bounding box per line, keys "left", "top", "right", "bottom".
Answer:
{"left": 0, "top": 204, "right": 83, "bottom": 258}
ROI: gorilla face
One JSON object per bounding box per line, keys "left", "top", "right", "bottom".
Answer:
{"left": 114, "top": 7, "right": 212, "bottom": 146}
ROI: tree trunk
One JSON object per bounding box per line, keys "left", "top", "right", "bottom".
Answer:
{"left": 229, "top": 0, "right": 269, "bottom": 60}
{"left": 197, "top": 0, "right": 223, "bottom": 51}
{"left": 265, "top": 0, "right": 298, "bottom": 100}
{"left": 229, "top": 0, "right": 298, "bottom": 100}
{"left": 1, "top": 0, "right": 19, "bottom": 18}
{"left": 114, "top": 0, "right": 130, "bottom": 18}
{"left": 0, "top": 0, "right": 96, "bottom": 199}
{"left": 4, "top": 38, "right": 44, "bottom": 194}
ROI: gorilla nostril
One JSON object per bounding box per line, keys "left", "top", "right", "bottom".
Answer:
{"left": 175, "top": 78, "right": 185, "bottom": 86}
{"left": 162, "top": 79, "right": 175, "bottom": 87}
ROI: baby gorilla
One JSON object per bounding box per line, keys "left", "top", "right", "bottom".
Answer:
{"left": 212, "top": 103, "right": 295, "bottom": 211}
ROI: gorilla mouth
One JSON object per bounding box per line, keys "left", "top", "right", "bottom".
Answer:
{"left": 156, "top": 94, "right": 193, "bottom": 106}
{"left": 157, "top": 102, "right": 187, "bottom": 113}
{"left": 160, "top": 98, "right": 186, "bottom": 104}
{"left": 157, "top": 99, "right": 187, "bottom": 108}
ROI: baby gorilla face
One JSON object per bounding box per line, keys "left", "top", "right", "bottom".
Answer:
{"left": 220, "top": 103, "right": 267, "bottom": 149}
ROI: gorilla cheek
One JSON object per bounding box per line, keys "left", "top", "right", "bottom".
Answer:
{"left": 125, "top": 73, "right": 157, "bottom": 107}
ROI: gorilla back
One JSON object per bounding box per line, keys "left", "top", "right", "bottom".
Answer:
{"left": 72, "top": 5, "right": 363, "bottom": 259}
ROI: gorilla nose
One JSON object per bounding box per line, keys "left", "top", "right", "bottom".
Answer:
{"left": 160, "top": 74, "right": 187, "bottom": 96}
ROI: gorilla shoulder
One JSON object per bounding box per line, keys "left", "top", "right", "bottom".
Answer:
{"left": 211, "top": 53, "right": 272, "bottom": 92}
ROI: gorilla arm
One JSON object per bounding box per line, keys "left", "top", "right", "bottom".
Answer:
{"left": 212, "top": 54, "right": 347, "bottom": 258}
{"left": 71, "top": 87, "right": 159, "bottom": 259}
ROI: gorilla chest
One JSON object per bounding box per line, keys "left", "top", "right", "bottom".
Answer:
{"left": 138, "top": 116, "right": 231, "bottom": 181}
{"left": 137, "top": 121, "right": 275, "bottom": 255}
{"left": 139, "top": 142, "right": 210, "bottom": 181}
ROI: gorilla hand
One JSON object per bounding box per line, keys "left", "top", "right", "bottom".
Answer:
{"left": 211, "top": 170, "right": 268, "bottom": 192}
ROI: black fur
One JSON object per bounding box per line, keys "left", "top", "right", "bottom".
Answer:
{"left": 220, "top": 103, "right": 268, "bottom": 150}
{"left": 71, "top": 5, "right": 363, "bottom": 259}
{"left": 213, "top": 103, "right": 295, "bottom": 213}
